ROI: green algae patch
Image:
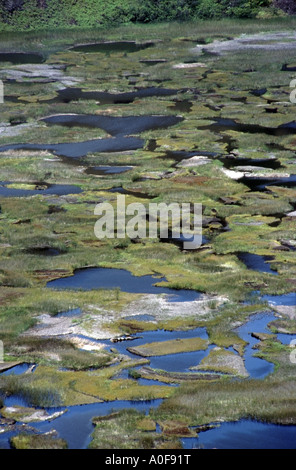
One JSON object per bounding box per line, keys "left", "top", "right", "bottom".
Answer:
{"left": 115, "top": 319, "right": 158, "bottom": 334}
{"left": 72, "top": 369, "right": 172, "bottom": 403}
{"left": 213, "top": 214, "right": 286, "bottom": 254}
{"left": 192, "top": 347, "right": 249, "bottom": 378}
{"left": 116, "top": 317, "right": 207, "bottom": 335}
{"left": 156, "top": 377, "right": 296, "bottom": 427}
{"left": 7, "top": 336, "right": 115, "bottom": 372}
{"left": 89, "top": 408, "right": 180, "bottom": 449}
{"left": 158, "top": 419, "right": 196, "bottom": 438}
{"left": 5, "top": 183, "right": 47, "bottom": 190}
{"left": 17, "top": 93, "right": 57, "bottom": 103}
{"left": 7, "top": 364, "right": 172, "bottom": 406}
{"left": 10, "top": 433, "right": 68, "bottom": 449}
{"left": 127, "top": 337, "right": 208, "bottom": 357}
{"left": 270, "top": 319, "right": 296, "bottom": 335}
{"left": 136, "top": 417, "right": 157, "bottom": 432}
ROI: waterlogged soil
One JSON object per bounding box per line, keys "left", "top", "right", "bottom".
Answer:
{"left": 0, "top": 23, "right": 296, "bottom": 449}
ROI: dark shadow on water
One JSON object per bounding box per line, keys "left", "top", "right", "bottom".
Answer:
{"left": 250, "top": 87, "right": 267, "bottom": 97}
{"left": 56, "top": 86, "right": 178, "bottom": 104}
{"left": 107, "top": 186, "right": 154, "bottom": 199}
{"left": 239, "top": 174, "right": 296, "bottom": 191}
{"left": 140, "top": 59, "right": 167, "bottom": 66}
{"left": 220, "top": 155, "right": 282, "bottom": 170}
{"left": 25, "top": 247, "right": 62, "bottom": 256}
{"left": 69, "top": 41, "right": 154, "bottom": 54}
{"left": 0, "top": 52, "right": 44, "bottom": 64}
{"left": 158, "top": 149, "right": 219, "bottom": 162}
{"left": 169, "top": 99, "right": 193, "bottom": 113}
{"left": 160, "top": 230, "right": 209, "bottom": 249}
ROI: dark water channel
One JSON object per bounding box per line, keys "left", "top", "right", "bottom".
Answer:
{"left": 200, "top": 118, "right": 296, "bottom": 137}
{"left": 234, "top": 312, "right": 276, "bottom": 379}
{"left": 41, "top": 113, "right": 183, "bottom": 137}
{"left": 1, "top": 363, "right": 36, "bottom": 376}
{"left": 261, "top": 292, "right": 296, "bottom": 306}
{"left": 69, "top": 41, "right": 154, "bottom": 54}
{"left": 46, "top": 267, "right": 202, "bottom": 302}
{"left": 240, "top": 174, "right": 296, "bottom": 191}
{"left": 107, "top": 186, "right": 154, "bottom": 199}
{"left": 237, "top": 252, "right": 278, "bottom": 275}
{"left": 0, "top": 397, "right": 163, "bottom": 450}
{"left": 105, "top": 327, "right": 212, "bottom": 373}
{"left": 182, "top": 419, "right": 296, "bottom": 449}
{"left": 220, "top": 155, "right": 281, "bottom": 170}
{"left": 158, "top": 149, "right": 219, "bottom": 162}
{"left": 0, "top": 52, "right": 44, "bottom": 64}
{"left": 0, "top": 137, "right": 145, "bottom": 159}
{"left": 55, "top": 86, "right": 179, "bottom": 104}
{"left": 0, "top": 181, "right": 82, "bottom": 197}
{"left": 0, "top": 113, "right": 182, "bottom": 159}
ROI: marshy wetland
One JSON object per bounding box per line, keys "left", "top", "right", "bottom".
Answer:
{"left": 0, "top": 20, "right": 296, "bottom": 449}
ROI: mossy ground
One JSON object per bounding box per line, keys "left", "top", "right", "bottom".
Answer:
{"left": 10, "top": 433, "right": 68, "bottom": 449}
{"left": 127, "top": 337, "right": 208, "bottom": 357}
{"left": 0, "top": 19, "right": 295, "bottom": 448}
{"left": 90, "top": 408, "right": 182, "bottom": 449}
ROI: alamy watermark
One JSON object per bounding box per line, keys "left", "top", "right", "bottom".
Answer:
{"left": 0, "top": 340, "right": 3, "bottom": 362}
{"left": 94, "top": 195, "right": 203, "bottom": 250}
{"left": 290, "top": 339, "right": 296, "bottom": 364}
{"left": 0, "top": 80, "right": 3, "bottom": 104}
{"left": 290, "top": 79, "right": 296, "bottom": 104}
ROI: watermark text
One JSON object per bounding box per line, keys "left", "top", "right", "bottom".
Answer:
{"left": 0, "top": 341, "right": 3, "bottom": 362}
{"left": 290, "top": 339, "right": 296, "bottom": 364}
{"left": 94, "top": 195, "right": 203, "bottom": 250}
{"left": 0, "top": 80, "right": 3, "bottom": 104}
{"left": 290, "top": 79, "right": 296, "bottom": 104}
